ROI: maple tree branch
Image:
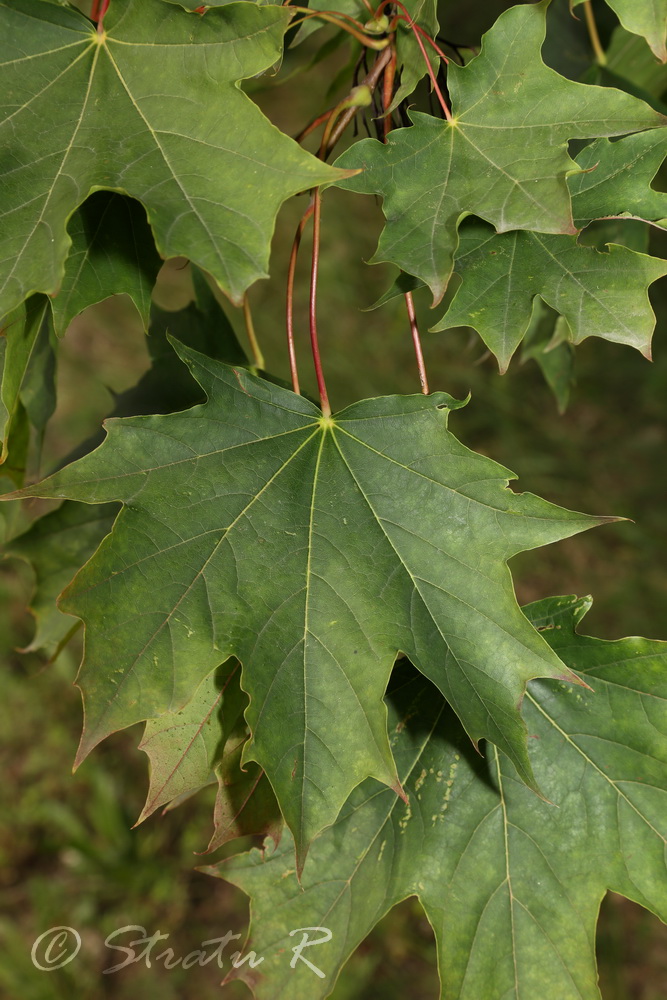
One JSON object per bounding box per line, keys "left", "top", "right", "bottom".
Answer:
{"left": 286, "top": 8, "right": 390, "bottom": 50}
{"left": 326, "top": 46, "right": 393, "bottom": 153}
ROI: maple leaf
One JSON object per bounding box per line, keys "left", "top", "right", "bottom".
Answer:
{"left": 0, "top": 0, "right": 342, "bottom": 317}
{"left": 604, "top": 26, "right": 667, "bottom": 99}
{"left": 2, "top": 346, "right": 612, "bottom": 861}
{"left": 520, "top": 301, "right": 575, "bottom": 414}
{"left": 211, "top": 595, "right": 667, "bottom": 1000}
{"left": 572, "top": 0, "right": 667, "bottom": 63}
{"left": 373, "top": 132, "right": 667, "bottom": 372}
{"left": 333, "top": 0, "right": 665, "bottom": 304}
{"left": 431, "top": 219, "right": 667, "bottom": 371}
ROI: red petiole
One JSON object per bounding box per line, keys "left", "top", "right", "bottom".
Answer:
{"left": 309, "top": 190, "right": 331, "bottom": 416}
{"left": 286, "top": 200, "right": 315, "bottom": 396}
{"left": 93, "top": 0, "right": 110, "bottom": 30}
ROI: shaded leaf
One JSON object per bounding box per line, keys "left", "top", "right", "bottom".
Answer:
{"left": 0, "top": 296, "right": 54, "bottom": 469}
{"left": 212, "top": 595, "right": 667, "bottom": 1000}
{"left": 147, "top": 267, "right": 248, "bottom": 376}
{"left": 5, "top": 501, "right": 118, "bottom": 656}
{"left": 50, "top": 193, "right": 163, "bottom": 336}
{"left": 0, "top": 474, "right": 29, "bottom": 545}
{"left": 542, "top": 0, "right": 595, "bottom": 81}
{"left": 60, "top": 265, "right": 247, "bottom": 466}
{"left": 206, "top": 737, "right": 282, "bottom": 854}
{"left": 0, "top": 0, "right": 342, "bottom": 316}
{"left": 333, "top": 1, "right": 665, "bottom": 303}
{"left": 2, "top": 348, "right": 609, "bottom": 860}
{"left": 520, "top": 299, "right": 576, "bottom": 414}
{"left": 605, "top": 25, "right": 667, "bottom": 97}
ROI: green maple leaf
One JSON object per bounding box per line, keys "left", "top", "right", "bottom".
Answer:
{"left": 2, "top": 347, "right": 611, "bottom": 860}
{"left": 431, "top": 219, "right": 667, "bottom": 371}
{"left": 212, "top": 595, "right": 667, "bottom": 1000}
{"left": 0, "top": 0, "right": 341, "bottom": 317}
{"left": 50, "top": 193, "right": 163, "bottom": 336}
{"left": 366, "top": 131, "right": 667, "bottom": 373}
{"left": 572, "top": 0, "right": 667, "bottom": 63}
{"left": 431, "top": 131, "right": 667, "bottom": 370}
{"left": 333, "top": 0, "right": 665, "bottom": 304}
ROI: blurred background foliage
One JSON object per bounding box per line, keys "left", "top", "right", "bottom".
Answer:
{"left": 1, "top": 0, "right": 666, "bottom": 997}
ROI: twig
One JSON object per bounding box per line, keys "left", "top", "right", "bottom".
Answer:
{"left": 404, "top": 291, "right": 429, "bottom": 394}
{"left": 325, "top": 46, "right": 393, "bottom": 153}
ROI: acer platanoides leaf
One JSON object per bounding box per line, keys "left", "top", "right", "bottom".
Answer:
{"left": 2, "top": 346, "right": 613, "bottom": 861}
{"left": 0, "top": 0, "right": 342, "bottom": 315}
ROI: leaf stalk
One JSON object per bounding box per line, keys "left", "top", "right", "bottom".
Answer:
{"left": 309, "top": 190, "right": 331, "bottom": 416}
{"left": 243, "top": 293, "right": 265, "bottom": 371}
{"left": 582, "top": 1, "right": 606, "bottom": 65}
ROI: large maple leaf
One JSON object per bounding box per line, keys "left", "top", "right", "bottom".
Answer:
{"left": 3, "top": 346, "right": 611, "bottom": 860}
{"left": 332, "top": 0, "right": 665, "bottom": 304}
{"left": 212, "top": 595, "right": 667, "bottom": 1000}
{"left": 0, "top": 0, "right": 341, "bottom": 316}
